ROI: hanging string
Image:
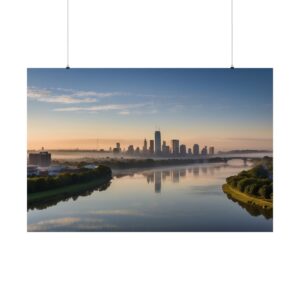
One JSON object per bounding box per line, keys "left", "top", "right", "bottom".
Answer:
{"left": 65, "top": 1, "right": 234, "bottom": 69}
{"left": 231, "top": 0, "right": 234, "bottom": 69}
{"left": 66, "top": 0, "right": 70, "bottom": 69}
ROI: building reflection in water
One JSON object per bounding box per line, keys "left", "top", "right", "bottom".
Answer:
{"left": 172, "top": 170, "right": 180, "bottom": 183}
{"left": 146, "top": 172, "right": 154, "bottom": 184}
{"left": 143, "top": 165, "right": 229, "bottom": 193}
{"left": 162, "top": 170, "right": 171, "bottom": 181}
{"left": 179, "top": 169, "right": 186, "bottom": 178}
{"left": 193, "top": 167, "right": 199, "bottom": 177}
{"left": 154, "top": 171, "right": 162, "bottom": 193}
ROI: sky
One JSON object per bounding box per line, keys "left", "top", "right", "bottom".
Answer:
{"left": 27, "top": 68, "right": 273, "bottom": 151}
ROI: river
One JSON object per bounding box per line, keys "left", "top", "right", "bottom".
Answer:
{"left": 27, "top": 160, "right": 273, "bottom": 232}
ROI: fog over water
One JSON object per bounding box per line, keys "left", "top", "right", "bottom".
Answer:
{"left": 28, "top": 150, "right": 272, "bottom": 161}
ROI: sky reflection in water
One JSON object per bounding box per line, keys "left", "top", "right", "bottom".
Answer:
{"left": 27, "top": 161, "right": 273, "bottom": 232}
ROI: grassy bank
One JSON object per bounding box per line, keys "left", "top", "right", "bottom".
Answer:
{"left": 222, "top": 184, "right": 272, "bottom": 209}
{"left": 28, "top": 177, "right": 111, "bottom": 204}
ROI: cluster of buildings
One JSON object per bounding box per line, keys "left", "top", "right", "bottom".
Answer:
{"left": 27, "top": 150, "right": 98, "bottom": 177}
{"left": 27, "top": 150, "right": 63, "bottom": 176}
{"left": 113, "top": 130, "right": 215, "bottom": 157}
{"left": 27, "top": 150, "right": 52, "bottom": 176}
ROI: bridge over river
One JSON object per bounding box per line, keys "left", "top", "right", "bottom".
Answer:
{"left": 204, "top": 156, "right": 257, "bottom": 165}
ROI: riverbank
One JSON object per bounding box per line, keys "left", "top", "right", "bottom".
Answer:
{"left": 222, "top": 184, "right": 272, "bottom": 209}
{"left": 28, "top": 177, "right": 111, "bottom": 204}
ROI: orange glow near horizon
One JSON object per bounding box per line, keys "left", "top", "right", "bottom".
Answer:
{"left": 27, "top": 69, "right": 273, "bottom": 152}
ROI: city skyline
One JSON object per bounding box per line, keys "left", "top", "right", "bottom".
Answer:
{"left": 28, "top": 68, "right": 273, "bottom": 151}
{"left": 101, "top": 130, "right": 213, "bottom": 157}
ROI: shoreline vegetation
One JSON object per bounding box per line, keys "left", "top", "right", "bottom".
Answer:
{"left": 28, "top": 165, "right": 112, "bottom": 204}
{"left": 222, "top": 156, "right": 273, "bottom": 214}
{"left": 222, "top": 184, "right": 273, "bottom": 219}
{"left": 28, "top": 179, "right": 111, "bottom": 210}
{"left": 222, "top": 184, "right": 272, "bottom": 209}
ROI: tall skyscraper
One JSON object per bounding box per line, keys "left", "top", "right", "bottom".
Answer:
{"left": 149, "top": 140, "right": 154, "bottom": 154}
{"left": 180, "top": 144, "right": 187, "bottom": 155}
{"left": 209, "top": 146, "right": 215, "bottom": 155}
{"left": 171, "top": 139, "right": 180, "bottom": 155}
{"left": 193, "top": 144, "right": 200, "bottom": 155}
{"left": 143, "top": 139, "right": 148, "bottom": 153}
{"left": 154, "top": 131, "right": 161, "bottom": 154}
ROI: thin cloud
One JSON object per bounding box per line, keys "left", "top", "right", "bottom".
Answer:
{"left": 28, "top": 87, "right": 96, "bottom": 104}
{"left": 53, "top": 103, "right": 150, "bottom": 112}
{"left": 38, "top": 96, "right": 96, "bottom": 104}
{"left": 27, "top": 87, "right": 129, "bottom": 105}
{"left": 27, "top": 88, "right": 51, "bottom": 99}
{"left": 73, "top": 91, "right": 129, "bottom": 98}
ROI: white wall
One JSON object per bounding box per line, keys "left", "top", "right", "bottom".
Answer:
{"left": 0, "top": 1, "right": 299, "bottom": 300}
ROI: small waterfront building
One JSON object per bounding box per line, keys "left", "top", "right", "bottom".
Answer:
{"left": 27, "top": 165, "right": 39, "bottom": 176}
{"left": 48, "top": 165, "right": 66, "bottom": 176}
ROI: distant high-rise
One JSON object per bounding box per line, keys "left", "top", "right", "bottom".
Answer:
{"left": 114, "top": 142, "right": 121, "bottom": 153}
{"left": 127, "top": 145, "right": 134, "bottom": 155}
{"left": 171, "top": 139, "right": 180, "bottom": 155}
{"left": 143, "top": 139, "right": 148, "bottom": 153}
{"left": 154, "top": 131, "right": 161, "bottom": 154}
{"left": 180, "top": 144, "right": 187, "bottom": 155}
{"left": 209, "top": 146, "right": 215, "bottom": 155}
{"left": 193, "top": 144, "right": 200, "bottom": 155}
{"left": 162, "top": 140, "right": 167, "bottom": 153}
{"left": 113, "top": 148, "right": 120, "bottom": 154}
{"left": 188, "top": 148, "right": 192, "bottom": 155}
{"left": 201, "top": 146, "right": 208, "bottom": 155}
{"left": 149, "top": 140, "right": 154, "bottom": 154}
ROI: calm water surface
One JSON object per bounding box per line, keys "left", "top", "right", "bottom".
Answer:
{"left": 27, "top": 161, "right": 273, "bottom": 232}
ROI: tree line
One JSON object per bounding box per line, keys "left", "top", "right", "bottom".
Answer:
{"left": 64, "top": 157, "right": 227, "bottom": 170}
{"left": 28, "top": 165, "right": 112, "bottom": 194}
{"left": 226, "top": 157, "right": 273, "bottom": 200}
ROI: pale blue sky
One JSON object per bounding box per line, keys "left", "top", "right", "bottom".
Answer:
{"left": 27, "top": 68, "right": 272, "bottom": 150}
